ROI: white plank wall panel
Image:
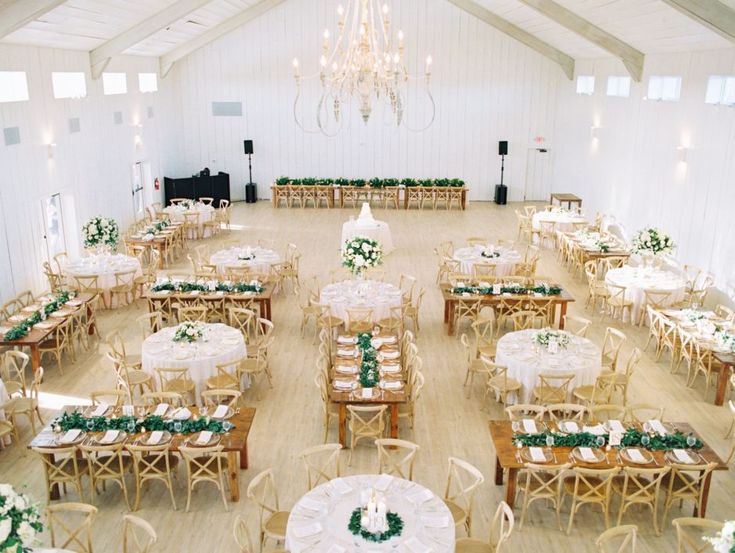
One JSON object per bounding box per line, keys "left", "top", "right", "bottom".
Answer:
{"left": 165, "top": 0, "right": 562, "bottom": 202}
{"left": 0, "top": 44, "right": 175, "bottom": 303}
{"left": 551, "top": 50, "right": 735, "bottom": 297}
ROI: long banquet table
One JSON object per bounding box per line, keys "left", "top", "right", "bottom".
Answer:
{"left": 145, "top": 286, "right": 273, "bottom": 321}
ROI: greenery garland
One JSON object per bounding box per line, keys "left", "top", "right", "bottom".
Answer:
{"left": 3, "top": 291, "right": 72, "bottom": 342}
{"left": 275, "top": 176, "right": 465, "bottom": 188}
{"left": 54, "top": 411, "right": 233, "bottom": 434}
{"left": 356, "top": 333, "right": 380, "bottom": 388}
{"left": 514, "top": 428, "right": 703, "bottom": 451}
{"left": 151, "top": 280, "right": 264, "bottom": 294}
{"left": 348, "top": 507, "right": 404, "bottom": 543}
{"left": 452, "top": 285, "right": 562, "bottom": 296}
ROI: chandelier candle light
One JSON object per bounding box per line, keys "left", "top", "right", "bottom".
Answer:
{"left": 292, "top": 0, "right": 435, "bottom": 134}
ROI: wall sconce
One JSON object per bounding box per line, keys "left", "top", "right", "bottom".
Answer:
{"left": 590, "top": 125, "right": 600, "bottom": 139}
{"left": 47, "top": 142, "right": 57, "bottom": 159}
{"left": 134, "top": 134, "right": 142, "bottom": 151}
{"left": 677, "top": 146, "right": 688, "bottom": 163}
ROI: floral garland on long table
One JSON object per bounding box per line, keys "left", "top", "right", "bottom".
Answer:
{"left": 3, "top": 290, "right": 72, "bottom": 342}
{"left": 452, "top": 284, "right": 562, "bottom": 296}
{"left": 151, "top": 280, "right": 264, "bottom": 294}
{"left": 356, "top": 333, "right": 379, "bottom": 388}
{"left": 54, "top": 411, "right": 233, "bottom": 434}
{"left": 514, "top": 428, "right": 703, "bottom": 450}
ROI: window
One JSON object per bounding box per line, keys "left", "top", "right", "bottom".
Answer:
{"left": 647, "top": 76, "right": 682, "bottom": 102}
{"left": 576, "top": 75, "right": 595, "bottom": 96}
{"left": 606, "top": 76, "right": 631, "bottom": 98}
{"left": 51, "top": 72, "right": 87, "bottom": 99}
{"left": 705, "top": 75, "right": 735, "bottom": 106}
{"left": 102, "top": 72, "right": 127, "bottom": 95}
{"left": 0, "top": 71, "right": 29, "bottom": 103}
{"left": 138, "top": 73, "right": 157, "bottom": 93}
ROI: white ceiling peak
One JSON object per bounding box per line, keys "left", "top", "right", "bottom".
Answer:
{"left": 0, "top": 0, "right": 67, "bottom": 40}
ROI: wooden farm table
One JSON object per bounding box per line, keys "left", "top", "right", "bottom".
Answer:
{"left": 488, "top": 420, "right": 728, "bottom": 516}
{"left": 712, "top": 352, "right": 735, "bottom": 406}
{"left": 145, "top": 286, "right": 273, "bottom": 321}
{"left": 28, "top": 405, "right": 256, "bottom": 502}
{"left": 550, "top": 193, "right": 582, "bottom": 209}
{"left": 271, "top": 185, "right": 468, "bottom": 210}
{"left": 330, "top": 388, "right": 407, "bottom": 447}
{"left": 441, "top": 285, "right": 575, "bottom": 335}
{"left": 0, "top": 293, "right": 96, "bottom": 374}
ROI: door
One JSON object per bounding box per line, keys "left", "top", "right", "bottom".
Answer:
{"left": 523, "top": 148, "right": 551, "bottom": 201}
{"left": 41, "top": 193, "right": 68, "bottom": 264}
{"left": 132, "top": 162, "right": 144, "bottom": 219}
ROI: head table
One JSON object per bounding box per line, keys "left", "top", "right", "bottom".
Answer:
{"left": 494, "top": 329, "right": 602, "bottom": 404}
{"left": 320, "top": 280, "right": 403, "bottom": 323}
{"left": 453, "top": 244, "right": 522, "bottom": 277}
{"left": 209, "top": 245, "right": 281, "bottom": 277}
{"left": 285, "top": 474, "right": 454, "bottom": 552}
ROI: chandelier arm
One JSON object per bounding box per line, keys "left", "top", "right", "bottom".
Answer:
{"left": 404, "top": 80, "right": 437, "bottom": 133}
{"left": 316, "top": 92, "right": 344, "bottom": 138}
{"left": 292, "top": 80, "right": 322, "bottom": 134}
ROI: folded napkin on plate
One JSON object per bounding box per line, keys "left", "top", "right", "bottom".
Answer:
{"left": 337, "top": 336, "right": 356, "bottom": 345}
{"left": 212, "top": 405, "right": 229, "bottom": 419}
{"left": 333, "top": 380, "right": 354, "bottom": 390}
{"left": 529, "top": 447, "right": 546, "bottom": 463}
{"left": 173, "top": 407, "right": 192, "bottom": 420}
{"left": 0, "top": 327, "right": 10, "bottom": 334}
{"left": 382, "top": 335, "right": 397, "bottom": 344}
{"left": 607, "top": 420, "right": 625, "bottom": 433}
{"left": 381, "top": 380, "right": 402, "bottom": 390}
{"left": 561, "top": 421, "right": 579, "bottom": 433}
{"left": 421, "top": 514, "right": 449, "bottom": 528}
{"left": 381, "top": 364, "right": 401, "bottom": 373}
{"left": 336, "top": 348, "right": 356, "bottom": 357}
{"left": 381, "top": 350, "right": 400, "bottom": 360}
{"left": 404, "top": 536, "right": 432, "bottom": 553}
{"left": 370, "top": 338, "right": 383, "bottom": 348}
{"left": 335, "top": 365, "right": 357, "bottom": 374}
{"left": 60, "top": 429, "right": 81, "bottom": 444}
{"left": 99, "top": 430, "right": 120, "bottom": 444}
{"left": 90, "top": 402, "right": 108, "bottom": 417}
{"left": 35, "top": 322, "right": 57, "bottom": 330}
{"left": 147, "top": 431, "right": 164, "bottom": 445}
{"left": 408, "top": 488, "right": 434, "bottom": 505}
{"left": 583, "top": 424, "right": 606, "bottom": 436}
{"left": 374, "top": 474, "right": 393, "bottom": 492}
{"left": 196, "top": 431, "right": 212, "bottom": 445}
{"left": 330, "top": 478, "right": 352, "bottom": 495}
{"left": 648, "top": 420, "right": 668, "bottom": 435}
{"left": 293, "top": 522, "right": 322, "bottom": 539}
{"left": 626, "top": 448, "right": 647, "bottom": 463}
{"left": 579, "top": 447, "right": 597, "bottom": 462}
{"left": 673, "top": 449, "right": 694, "bottom": 463}
{"left": 521, "top": 419, "right": 537, "bottom": 433}
{"left": 153, "top": 403, "right": 169, "bottom": 417}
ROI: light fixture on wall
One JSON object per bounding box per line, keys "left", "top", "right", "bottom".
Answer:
{"left": 590, "top": 125, "right": 600, "bottom": 139}
{"left": 47, "top": 142, "right": 57, "bottom": 159}
{"left": 292, "top": 0, "right": 435, "bottom": 135}
{"left": 134, "top": 134, "right": 142, "bottom": 151}
{"left": 677, "top": 145, "right": 688, "bottom": 163}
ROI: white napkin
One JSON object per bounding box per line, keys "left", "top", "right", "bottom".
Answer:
{"left": 374, "top": 474, "right": 393, "bottom": 492}
{"left": 361, "top": 388, "right": 373, "bottom": 399}
{"left": 333, "top": 380, "right": 354, "bottom": 390}
{"left": 408, "top": 488, "right": 434, "bottom": 505}
{"left": 60, "top": 429, "right": 81, "bottom": 444}
{"left": 381, "top": 363, "right": 401, "bottom": 373}
{"left": 404, "top": 537, "right": 432, "bottom": 553}
{"left": 337, "top": 348, "right": 355, "bottom": 357}
{"left": 607, "top": 420, "right": 625, "bottom": 433}
{"left": 381, "top": 380, "right": 402, "bottom": 390}
{"left": 529, "top": 447, "right": 546, "bottom": 462}
{"left": 337, "top": 336, "right": 356, "bottom": 344}
{"left": 382, "top": 335, "right": 397, "bottom": 344}
{"left": 381, "top": 350, "right": 400, "bottom": 359}
{"left": 90, "top": 402, "right": 108, "bottom": 417}
{"left": 648, "top": 420, "right": 668, "bottom": 435}
{"left": 583, "top": 424, "right": 606, "bottom": 436}
{"left": 335, "top": 365, "right": 357, "bottom": 374}
{"left": 173, "top": 408, "right": 192, "bottom": 420}
{"left": 330, "top": 478, "right": 353, "bottom": 495}
{"left": 153, "top": 403, "right": 169, "bottom": 417}
{"left": 626, "top": 448, "right": 646, "bottom": 463}
{"left": 293, "top": 522, "right": 322, "bottom": 539}
{"left": 421, "top": 514, "right": 450, "bottom": 528}
{"left": 212, "top": 405, "right": 229, "bottom": 419}
{"left": 561, "top": 421, "right": 579, "bottom": 433}
{"left": 196, "top": 431, "right": 212, "bottom": 445}
{"left": 298, "top": 496, "right": 326, "bottom": 512}
{"left": 147, "top": 431, "right": 163, "bottom": 445}
{"left": 579, "top": 447, "right": 597, "bottom": 462}
{"left": 100, "top": 430, "right": 119, "bottom": 444}
{"left": 673, "top": 449, "right": 694, "bottom": 464}
{"left": 522, "top": 419, "right": 537, "bottom": 433}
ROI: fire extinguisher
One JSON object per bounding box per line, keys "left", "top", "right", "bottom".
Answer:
{"left": 154, "top": 177, "right": 160, "bottom": 191}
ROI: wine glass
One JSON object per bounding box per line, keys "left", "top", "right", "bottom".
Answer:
{"left": 641, "top": 434, "right": 650, "bottom": 447}
{"left": 86, "top": 420, "right": 94, "bottom": 432}
{"left": 686, "top": 433, "right": 696, "bottom": 448}
{"left": 545, "top": 435, "right": 555, "bottom": 448}
{"left": 222, "top": 421, "right": 233, "bottom": 434}
{"left": 200, "top": 405, "right": 209, "bottom": 418}
{"left": 127, "top": 420, "right": 136, "bottom": 434}
{"left": 595, "top": 436, "right": 605, "bottom": 448}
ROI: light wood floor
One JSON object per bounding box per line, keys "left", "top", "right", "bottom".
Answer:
{"left": 2, "top": 201, "right": 732, "bottom": 552}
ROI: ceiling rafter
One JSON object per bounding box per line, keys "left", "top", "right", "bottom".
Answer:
{"left": 659, "top": 0, "right": 735, "bottom": 44}
{"left": 518, "top": 0, "right": 644, "bottom": 82}
{"left": 159, "top": 0, "right": 286, "bottom": 78}
{"left": 0, "top": 0, "right": 67, "bottom": 40}
{"left": 89, "top": 0, "right": 215, "bottom": 79}
{"left": 446, "top": 0, "right": 574, "bottom": 80}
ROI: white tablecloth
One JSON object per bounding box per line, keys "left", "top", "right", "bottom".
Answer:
{"left": 141, "top": 323, "right": 246, "bottom": 405}
{"left": 605, "top": 266, "right": 687, "bottom": 323}
{"left": 341, "top": 219, "right": 395, "bottom": 254}
{"left": 62, "top": 254, "right": 142, "bottom": 290}
{"left": 320, "top": 280, "right": 402, "bottom": 322}
{"left": 164, "top": 203, "right": 216, "bottom": 237}
{"left": 494, "top": 329, "right": 602, "bottom": 404}
{"left": 532, "top": 210, "right": 587, "bottom": 231}
{"left": 209, "top": 246, "right": 281, "bottom": 276}
{"left": 453, "top": 245, "right": 522, "bottom": 276}
{"left": 285, "top": 475, "right": 454, "bottom": 553}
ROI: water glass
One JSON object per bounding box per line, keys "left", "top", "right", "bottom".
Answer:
{"left": 173, "top": 421, "right": 183, "bottom": 434}
{"left": 686, "top": 433, "right": 696, "bottom": 448}
{"left": 86, "top": 420, "right": 94, "bottom": 431}
{"left": 545, "top": 435, "right": 555, "bottom": 448}
{"left": 595, "top": 436, "right": 605, "bottom": 448}
{"left": 641, "top": 434, "right": 650, "bottom": 447}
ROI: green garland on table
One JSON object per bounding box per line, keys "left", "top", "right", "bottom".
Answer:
{"left": 356, "top": 333, "right": 379, "bottom": 388}
{"left": 452, "top": 285, "right": 562, "bottom": 296}
{"left": 596, "top": 240, "right": 611, "bottom": 253}
{"left": 275, "top": 176, "right": 465, "bottom": 188}
{"left": 54, "top": 411, "right": 233, "bottom": 434}
{"left": 3, "top": 291, "right": 72, "bottom": 342}
{"left": 151, "top": 280, "right": 264, "bottom": 294}
{"left": 348, "top": 508, "right": 404, "bottom": 543}
{"left": 514, "top": 429, "right": 703, "bottom": 451}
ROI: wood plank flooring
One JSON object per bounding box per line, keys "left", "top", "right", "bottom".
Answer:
{"left": 1, "top": 200, "right": 732, "bottom": 552}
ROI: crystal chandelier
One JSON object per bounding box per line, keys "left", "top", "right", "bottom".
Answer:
{"left": 292, "top": 0, "right": 436, "bottom": 135}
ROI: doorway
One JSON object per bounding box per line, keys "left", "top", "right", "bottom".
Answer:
{"left": 132, "top": 162, "right": 145, "bottom": 219}
{"left": 41, "top": 193, "right": 68, "bottom": 263}
{"left": 523, "top": 148, "right": 551, "bottom": 201}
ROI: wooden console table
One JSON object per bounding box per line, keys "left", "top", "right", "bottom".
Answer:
{"left": 550, "top": 193, "right": 582, "bottom": 209}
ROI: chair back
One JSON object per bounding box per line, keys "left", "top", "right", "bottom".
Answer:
{"left": 136, "top": 312, "right": 163, "bottom": 338}
{"left": 602, "top": 327, "right": 627, "bottom": 368}
{"left": 2, "top": 350, "right": 29, "bottom": 396}
{"left": 511, "top": 310, "right": 545, "bottom": 330}
{"left": 299, "top": 443, "right": 342, "bottom": 490}
{"left": 505, "top": 404, "right": 546, "bottom": 421}
{"left": 141, "top": 391, "right": 185, "bottom": 407}
{"left": 588, "top": 404, "right": 626, "bottom": 424}
{"left": 346, "top": 307, "right": 373, "bottom": 332}
{"left": 535, "top": 372, "right": 575, "bottom": 404}
{"left": 33, "top": 446, "right": 86, "bottom": 496}
{"left": 201, "top": 389, "right": 241, "bottom": 409}
{"left": 122, "top": 514, "right": 157, "bottom": 553}
{"left": 246, "top": 468, "right": 281, "bottom": 530}
{"left": 232, "top": 515, "right": 256, "bottom": 553}
{"left": 375, "top": 438, "right": 419, "bottom": 480}
{"left": 546, "top": 403, "right": 586, "bottom": 421}
{"left": 229, "top": 306, "right": 258, "bottom": 340}
{"left": 444, "top": 457, "right": 484, "bottom": 521}
{"left": 563, "top": 315, "right": 591, "bottom": 337}
{"left": 155, "top": 367, "right": 193, "bottom": 393}
{"left": 624, "top": 403, "right": 665, "bottom": 424}
{"left": 178, "top": 305, "right": 208, "bottom": 322}
{"left": 595, "top": 524, "right": 637, "bottom": 553}
{"left": 666, "top": 463, "right": 718, "bottom": 511}
{"left": 347, "top": 405, "right": 387, "bottom": 437}
{"left": 569, "top": 466, "right": 618, "bottom": 506}
{"left": 46, "top": 502, "right": 98, "bottom": 553}
{"left": 672, "top": 517, "right": 724, "bottom": 553}
{"left": 90, "top": 389, "right": 126, "bottom": 407}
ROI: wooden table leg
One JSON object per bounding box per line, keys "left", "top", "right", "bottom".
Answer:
{"left": 443, "top": 300, "right": 449, "bottom": 324}
{"left": 505, "top": 467, "right": 518, "bottom": 509}
{"left": 30, "top": 345, "right": 41, "bottom": 374}
{"left": 228, "top": 451, "right": 240, "bottom": 501}
{"left": 390, "top": 405, "right": 398, "bottom": 439}
{"left": 494, "top": 455, "right": 504, "bottom": 485}
{"left": 239, "top": 441, "right": 248, "bottom": 469}
{"left": 338, "top": 404, "right": 346, "bottom": 447}
{"left": 447, "top": 303, "right": 456, "bottom": 336}
{"left": 695, "top": 471, "right": 712, "bottom": 517}
{"left": 558, "top": 301, "right": 568, "bottom": 329}
{"left": 266, "top": 299, "right": 272, "bottom": 320}
{"left": 714, "top": 363, "right": 732, "bottom": 406}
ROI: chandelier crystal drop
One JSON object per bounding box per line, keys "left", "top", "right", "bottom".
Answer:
{"left": 292, "top": 0, "right": 436, "bottom": 135}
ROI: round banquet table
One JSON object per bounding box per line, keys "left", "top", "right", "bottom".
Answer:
{"left": 141, "top": 323, "right": 246, "bottom": 405}
{"left": 532, "top": 210, "right": 587, "bottom": 231}
{"left": 62, "top": 254, "right": 142, "bottom": 307}
{"left": 605, "top": 266, "right": 687, "bottom": 323}
{"left": 209, "top": 246, "right": 281, "bottom": 277}
{"left": 320, "top": 280, "right": 402, "bottom": 322}
{"left": 494, "top": 329, "right": 602, "bottom": 404}
{"left": 163, "top": 203, "right": 216, "bottom": 237}
{"left": 285, "top": 474, "right": 454, "bottom": 552}
{"left": 453, "top": 245, "right": 522, "bottom": 276}
{"left": 341, "top": 219, "right": 395, "bottom": 254}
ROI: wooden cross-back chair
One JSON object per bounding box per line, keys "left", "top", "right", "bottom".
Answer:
{"left": 375, "top": 438, "right": 419, "bottom": 481}
{"left": 46, "top": 502, "right": 98, "bottom": 553}
{"left": 299, "top": 443, "right": 342, "bottom": 491}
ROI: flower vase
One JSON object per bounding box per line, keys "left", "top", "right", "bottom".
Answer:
{"left": 356, "top": 271, "right": 365, "bottom": 281}
{"left": 642, "top": 252, "right": 654, "bottom": 269}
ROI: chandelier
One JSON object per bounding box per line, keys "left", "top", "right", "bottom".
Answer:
{"left": 292, "top": 0, "right": 436, "bottom": 135}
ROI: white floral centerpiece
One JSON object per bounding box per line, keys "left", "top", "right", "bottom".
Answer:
{"left": 172, "top": 321, "right": 207, "bottom": 343}
{"left": 179, "top": 199, "right": 195, "bottom": 210}
{"left": 82, "top": 216, "right": 119, "bottom": 249}
{"left": 342, "top": 236, "right": 383, "bottom": 277}
{"left": 704, "top": 520, "right": 735, "bottom": 553}
{"left": 480, "top": 247, "right": 500, "bottom": 259}
{"left": 0, "top": 484, "right": 43, "bottom": 553}
{"left": 533, "top": 328, "right": 571, "bottom": 350}
{"left": 631, "top": 227, "right": 674, "bottom": 257}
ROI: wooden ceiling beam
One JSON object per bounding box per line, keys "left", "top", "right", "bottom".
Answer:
{"left": 660, "top": 0, "right": 735, "bottom": 44}
{"left": 0, "top": 0, "right": 67, "bottom": 40}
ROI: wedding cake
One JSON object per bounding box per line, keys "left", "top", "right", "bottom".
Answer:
{"left": 355, "top": 202, "right": 378, "bottom": 228}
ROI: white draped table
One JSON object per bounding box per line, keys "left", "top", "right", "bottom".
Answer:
{"left": 605, "top": 266, "right": 687, "bottom": 323}
{"left": 209, "top": 246, "right": 281, "bottom": 276}
{"left": 320, "top": 280, "right": 402, "bottom": 322}
{"left": 494, "top": 329, "right": 602, "bottom": 404}
{"left": 532, "top": 210, "right": 587, "bottom": 232}
{"left": 163, "top": 203, "right": 215, "bottom": 238}
{"left": 453, "top": 245, "right": 522, "bottom": 276}
{"left": 285, "top": 475, "right": 454, "bottom": 553}
{"left": 141, "top": 323, "right": 246, "bottom": 405}
{"left": 62, "top": 253, "right": 142, "bottom": 307}
{"left": 341, "top": 219, "right": 395, "bottom": 254}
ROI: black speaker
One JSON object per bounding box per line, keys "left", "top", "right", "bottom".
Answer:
{"left": 498, "top": 140, "right": 508, "bottom": 156}
{"left": 243, "top": 140, "right": 254, "bottom": 155}
{"left": 494, "top": 184, "right": 507, "bottom": 205}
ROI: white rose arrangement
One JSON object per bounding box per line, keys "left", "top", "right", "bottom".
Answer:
{"left": 342, "top": 236, "right": 383, "bottom": 276}
{"left": 704, "top": 520, "right": 735, "bottom": 553}
{"left": 82, "top": 216, "right": 120, "bottom": 249}
{"left": 172, "top": 321, "right": 206, "bottom": 343}
{"left": 631, "top": 227, "right": 674, "bottom": 257}
{"left": 533, "top": 328, "right": 571, "bottom": 349}
{"left": 0, "top": 484, "right": 43, "bottom": 552}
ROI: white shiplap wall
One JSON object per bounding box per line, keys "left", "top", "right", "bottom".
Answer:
{"left": 0, "top": 44, "right": 175, "bottom": 303}
{"left": 164, "top": 0, "right": 564, "bottom": 202}
{"left": 551, "top": 50, "right": 735, "bottom": 297}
